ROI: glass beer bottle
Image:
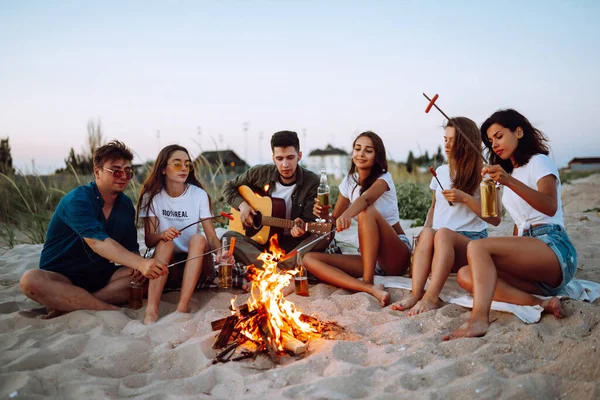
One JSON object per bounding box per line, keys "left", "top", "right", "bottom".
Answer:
{"left": 480, "top": 174, "right": 498, "bottom": 218}
{"left": 294, "top": 253, "right": 309, "bottom": 296}
{"left": 317, "top": 169, "right": 330, "bottom": 221}
{"left": 218, "top": 237, "right": 234, "bottom": 289}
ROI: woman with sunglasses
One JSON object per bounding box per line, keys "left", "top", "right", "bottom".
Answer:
{"left": 137, "top": 145, "right": 221, "bottom": 324}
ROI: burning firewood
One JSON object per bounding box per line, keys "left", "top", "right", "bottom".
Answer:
{"left": 211, "top": 235, "right": 342, "bottom": 364}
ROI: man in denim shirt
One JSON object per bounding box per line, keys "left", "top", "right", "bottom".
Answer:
{"left": 20, "top": 141, "right": 168, "bottom": 316}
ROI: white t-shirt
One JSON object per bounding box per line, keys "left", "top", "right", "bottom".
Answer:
{"left": 271, "top": 181, "right": 296, "bottom": 235}
{"left": 502, "top": 154, "right": 564, "bottom": 236}
{"left": 339, "top": 172, "right": 399, "bottom": 226}
{"left": 139, "top": 184, "right": 212, "bottom": 253}
{"left": 430, "top": 164, "right": 488, "bottom": 232}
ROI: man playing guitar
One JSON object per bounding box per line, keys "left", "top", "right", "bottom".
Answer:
{"left": 222, "top": 130, "right": 330, "bottom": 270}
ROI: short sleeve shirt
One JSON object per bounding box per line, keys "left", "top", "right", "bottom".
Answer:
{"left": 138, "top": 184, "right": 212, "bottom": 253}
{"left": 502, "top": 154, "right": 564, "bottom": 235}
{"left": 339, "top": 172, "right": 400, "bottom": 226}
{"left": 40, "top": 182, "right": 139, "bottom": 274}
{"left": 430, "top": 164, "right": 487, "bottom": 232}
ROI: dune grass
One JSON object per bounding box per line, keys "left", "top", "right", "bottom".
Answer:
{"left": 0, "top": 158, "right": 433, "bottom": 249}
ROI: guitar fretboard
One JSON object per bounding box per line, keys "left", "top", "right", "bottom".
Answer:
{"left": 262, "top": 216, "right": 297, "bottom": 229}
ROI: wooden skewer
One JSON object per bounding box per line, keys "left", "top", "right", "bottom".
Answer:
{"left": 279, "top": 229, "right": 336, "bottom": 262}
{"left": 166, "top": 246, "right": 228, "bottom": 268}
{"left": 179, "top": 212, "right": 233, "bottom": 233}
{"left": 429, "top": 166, "right": 453, "bottom": 206}
{"left": 422, "top": 93, "right": 487, "bottom": 164}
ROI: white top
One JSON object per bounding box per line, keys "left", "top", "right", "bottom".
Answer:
{"left": 430, "top": 164, "right": 488, "bottom": 232}
{"left": 271, "top": 181, "right": 296, "bottom": 235}
{"left": 502, "top": 154, "right": 564, "bottom": 236}
{"left": 339, "top": 172, "right": 399, "bottom": 226}
{"left": 139, "top": 184, "right": 212, "bottom": 253}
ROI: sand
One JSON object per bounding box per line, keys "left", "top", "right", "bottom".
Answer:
{"left": 0, "top": 175, "right": 599, "bottom": 399}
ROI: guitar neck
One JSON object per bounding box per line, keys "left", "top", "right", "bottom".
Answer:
{"left": 262, "top": 216, "right": 296, "bottom": 229}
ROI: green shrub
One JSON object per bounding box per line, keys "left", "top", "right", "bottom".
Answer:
{"left": 396, "top": 182, "right": 431, "bottom": 221}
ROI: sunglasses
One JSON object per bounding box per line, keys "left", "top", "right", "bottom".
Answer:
{"left": 103, "top": 167, "right": 134, "bottom": 180}
{"left": 169, "top": 161, "right": 194, "bottom": 171}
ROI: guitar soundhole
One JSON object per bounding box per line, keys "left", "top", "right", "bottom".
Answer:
{"left": 246, "top": 212, "right": 263, "bottom": 237}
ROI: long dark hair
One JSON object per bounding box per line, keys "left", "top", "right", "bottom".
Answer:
{"left": 136, "top": 145, "right": 210, "bottom": 225}
{"left": 446, "top": 117, "right": 483, "bottom": 196}
{"left": 480, "top": 109, "right": 549, "bottom": 173}
{"left": 348, "top": 131, "right": 388, "bottom": 195}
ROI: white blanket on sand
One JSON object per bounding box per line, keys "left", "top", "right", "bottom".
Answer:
{"left": 375, "top": 275, "right": 600, "bottom": 324}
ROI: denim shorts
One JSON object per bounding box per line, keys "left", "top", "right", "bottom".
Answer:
{"left": 457, "top": 229, "right": 488, "bottom": 240}
{"left": 374, "top": 234, "right": 412, "bottom": 276}
{"left": 522, "top": 224, "right": 577, "bottom": 296}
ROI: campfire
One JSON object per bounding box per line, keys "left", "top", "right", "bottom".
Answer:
{"left": 211, "top": 235, "right": 340, "bottom": 364}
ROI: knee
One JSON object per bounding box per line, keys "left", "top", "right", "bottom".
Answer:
{"left": 466, "top": 239, "right": 485, "bottom": 260}
{"left": 420, "top": 227, "right": 435, "bottom": 241}
{"left": 20, "top": 270, "right": 42, "bottom": 295}
{"left": 156, "top": 239, "right": 175, "bottom": 252}
{"left": 433, "top": 228, "right": 453, "bottom": 245}
{"left": 457, "top": 266, "right": 472, "bottom": 291}
{"left": 188, "top": 234, "right": 207, "bottom": 251}
{"left": 356, "top": 207, "right": 369, "bottom": 222}
{"left": 302, "top": 252, "right": 319, "bottom": 270}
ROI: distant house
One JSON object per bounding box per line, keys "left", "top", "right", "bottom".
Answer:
{"left": 196, "top": 150, "right": 249, "bottom": 175}
{"left": 305, "top": 144, "right": 350, "bottom": 179}
{"left": 567, "top": 157, "right": 600, "bottom": 171}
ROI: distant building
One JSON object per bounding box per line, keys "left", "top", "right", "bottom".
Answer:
{"left": 196, "top": 150, "right": 249, "bottom": 177}
{"left": 567, "top": 157, "right": 600, "bottom": 171}
{"left": 306, "top": 144, "right": 350, "bottom": 179}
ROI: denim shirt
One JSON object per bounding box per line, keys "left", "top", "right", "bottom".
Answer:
{"left": 40, "top": 182, "right": 139, "bottom": 274}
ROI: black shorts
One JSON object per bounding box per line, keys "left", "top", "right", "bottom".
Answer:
{"left": 57, "top": 263, "right": 122, "bottom": 293}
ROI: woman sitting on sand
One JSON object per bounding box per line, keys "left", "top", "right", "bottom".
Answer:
{"left": 392, "top": 117, "right": 501, "bottom": 315}
{"left": 445, "top": 109, "right": 577, "bottom": 340}
{"left": 303, "top": 131, "right": 411, "bottom": 306}
{"left": 137, "top": 145, "right": 221, "bottom": 324}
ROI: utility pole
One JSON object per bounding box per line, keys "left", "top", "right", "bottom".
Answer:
{"left": 197, "top": 126, "right": 202, "bottom": 150}
{"left": 156, "top": 129, "right": 161, "bottom": 152}
{"left": 258, "top": 131, "right": 263, "bottom": 165}
{"left": 302, "top": 128, "right": 307, "bottom": 148}
{"left": 243, "top": 121, "right": 249, "bottom": 166}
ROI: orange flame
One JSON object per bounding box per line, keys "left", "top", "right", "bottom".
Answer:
{"left": 237, "top": 235, "right": 316, "bottom": 350}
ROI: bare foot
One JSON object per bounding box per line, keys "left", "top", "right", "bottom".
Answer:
{"left": 143, "top": 309, "right": 159, "bottom": 325}
{"left": 442, "top": 318, "right": 489, "bottom": 341}
{"left": 371, "top": 284, "right": 390, "bottom": 307}
{"left": 176, "top": 304, "right": 192, "bottom": 313}
{"left": 43, "top": 309, "right": 67, "bottom": 319}
{"left": 541, "top": 297, "right": 563, "bottom": 319}
{"left": 391, "top": 294, "right": 421, "bottom": 311}
{"left": 407, "top": 296, "right": 438, "bottom": 316}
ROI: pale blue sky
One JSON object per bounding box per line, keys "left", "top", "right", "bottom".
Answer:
{"left": 1, "top": 0, "right": 599, "bottom": 173}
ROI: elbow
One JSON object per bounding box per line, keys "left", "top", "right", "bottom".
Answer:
{"left": 545, "top": 202, "right": 558, "bottom": 217}
{"left": 83, "top": 237, "right": 103, "bottom": 250}
{"left": 490, "top": 217, "right": 501, "bottom": 227}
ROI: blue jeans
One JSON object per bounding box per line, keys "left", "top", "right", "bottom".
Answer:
{"left": 522, "top": 224, "right": 577, "bottom": 296}
{"left": 457, "top": 229, "right": 488, "bottom": 240}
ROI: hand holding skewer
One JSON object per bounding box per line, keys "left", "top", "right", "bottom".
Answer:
{"left": 429, "top": 166, "right": 453, "bottom": 206}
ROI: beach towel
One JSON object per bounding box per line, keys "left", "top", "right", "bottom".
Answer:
{"left": 375, "top": 275, "right": 600, "bottom": 324}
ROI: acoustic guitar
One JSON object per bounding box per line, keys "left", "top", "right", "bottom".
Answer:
{"left": 228, "top": 185, "right": 332, "bottom": 244}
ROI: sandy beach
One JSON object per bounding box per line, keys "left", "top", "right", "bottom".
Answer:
{"left": 1, "top": 174, "right": 599, "bottom": 399}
